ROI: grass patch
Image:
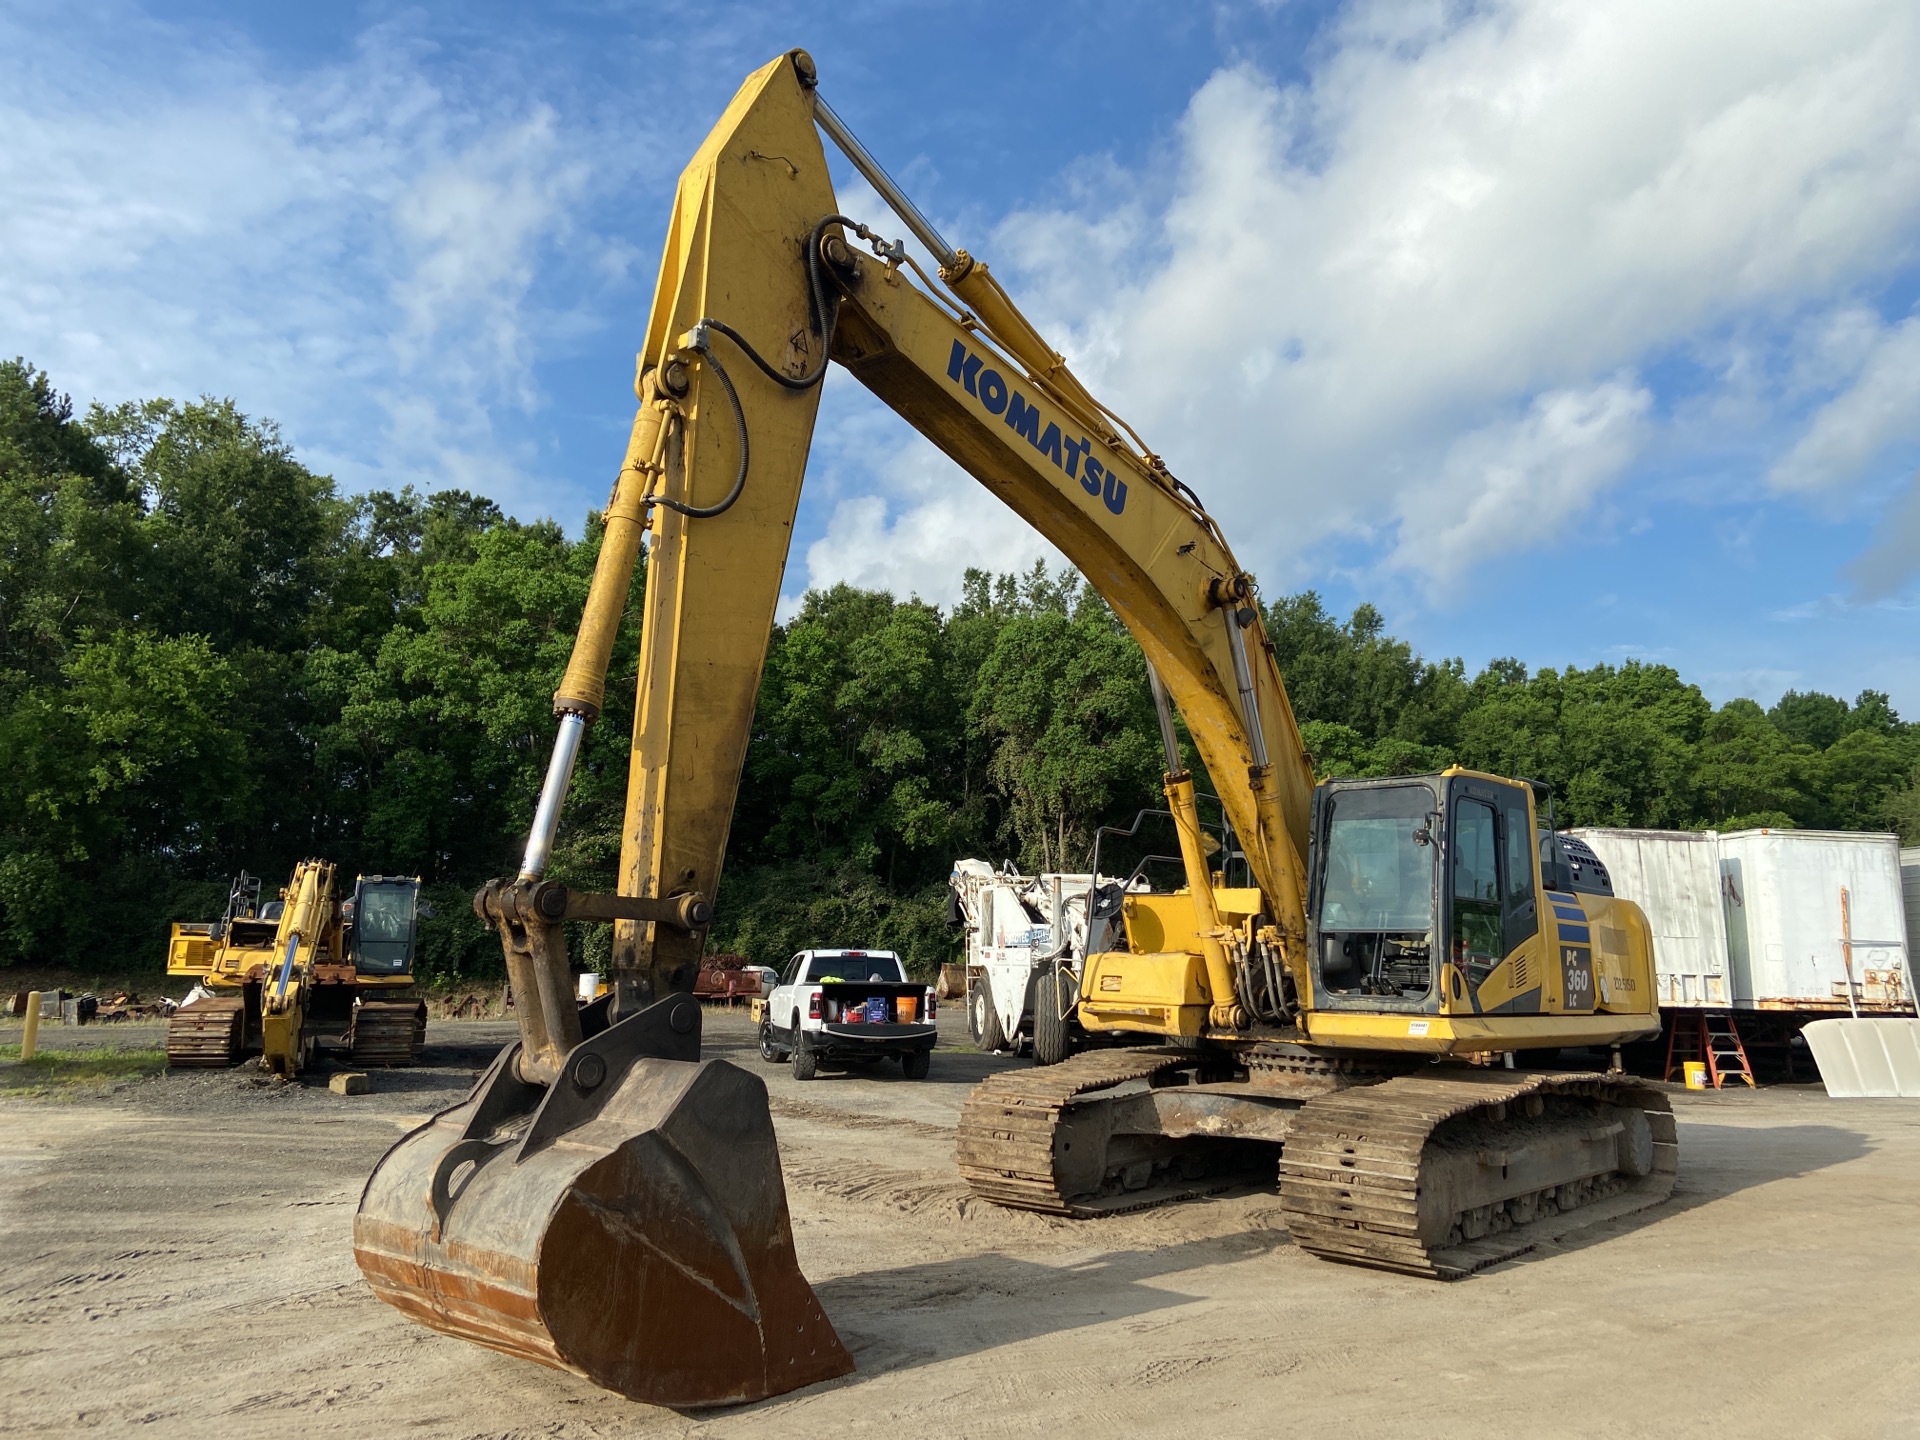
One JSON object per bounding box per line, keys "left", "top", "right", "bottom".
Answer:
{"left": 0, "top": 1045, "right": 168, "bottom": 1097}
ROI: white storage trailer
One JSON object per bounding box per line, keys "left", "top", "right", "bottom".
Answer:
{"left": 1718, "top": 829, "right": 1910, "bottom": 1014}
{"left": 1569, "top": 829, "right": 1729, "bottom": 1009}
{"left": 1573, "top": 827, "right": 1912, "bottom": 1015}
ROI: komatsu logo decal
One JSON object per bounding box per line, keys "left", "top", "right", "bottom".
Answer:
{"left": 946, "top": 340, "right": 1128, "bottom": 516}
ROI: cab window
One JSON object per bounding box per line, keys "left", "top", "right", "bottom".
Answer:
{"left": 352, "top": 884, "right": 416, "bottom": 975}
{"left": 1451, "top": 799, "right": 1503, "bottom": 968}
{"left": 1501, "top": 793, "right": 1538, "bottom": 951}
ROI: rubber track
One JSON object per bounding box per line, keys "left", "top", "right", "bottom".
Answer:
{"left": 167, "top": 998, "right": 244, "bottom": 1069}
{"left": 956, "top": 1048, "right": 1194, "bottom": 1214}
{"left": 349, "top": 1000, "right": 427, "bottom": 1067}
{"left": 1279, "top": 1071, "right": 1678, "bottom": 1279}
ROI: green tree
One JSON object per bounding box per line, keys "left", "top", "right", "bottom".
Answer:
{"left": 971, "top": 589, "right": 1162, "bottom": 873}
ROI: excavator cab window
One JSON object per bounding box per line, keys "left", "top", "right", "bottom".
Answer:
{"left": 1450, "top": 799, "right": 1503, "bottom": 977}
{"left": 350, "top": 880, "right": 420, "bottom": 976}
{"left": 1311, "top": 781, "right": 1439, "bottom": 1004}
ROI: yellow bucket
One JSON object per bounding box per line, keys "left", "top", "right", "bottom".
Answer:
{"left": 1683, "top": 1061, "right": 1709, "bottom": 1090}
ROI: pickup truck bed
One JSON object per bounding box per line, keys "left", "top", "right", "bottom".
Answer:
{"left": 761, "top": 954, "right": 938, "bottom": 1080}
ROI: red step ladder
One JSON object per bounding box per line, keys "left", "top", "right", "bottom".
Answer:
{"left": 1664, "top": 1012, "right": 1755, "bottom": 1089}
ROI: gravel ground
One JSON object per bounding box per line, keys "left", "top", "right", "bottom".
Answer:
{"left": 1, "top": 1010, "right": 1916, "bottom": 1438}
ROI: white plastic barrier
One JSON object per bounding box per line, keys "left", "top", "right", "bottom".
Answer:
{"left": 1803, "top": 1018, "right": 1920, "bottom": 1098}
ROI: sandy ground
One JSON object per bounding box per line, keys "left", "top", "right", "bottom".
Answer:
{"left": 2, "top": 1011, "right": 1916, "bottom": 1439}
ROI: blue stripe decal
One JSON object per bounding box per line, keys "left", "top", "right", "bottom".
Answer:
{"left": 1552, "top": 907, "right": 1587, "bottom": 922}
{"left": 1546, "top": 891, "right": 1578, "bottom": 903}
{"left": 1558, "top": 924, "right": 1591, "bottom": 944}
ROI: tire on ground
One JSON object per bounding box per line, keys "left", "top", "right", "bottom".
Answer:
{"left": 791, "top": 1035, "right": 818, "bottom": 1081}
{"left": 968, "top": 980, "right": 1006, "bottom": 1054}
{"left": 759, "top": 1022, "right": 788, "bottom": 1064}
{"left": 1033, "top": 964, "right": 1075, "bottom": 1067}
{"left": 901, "top": 1048, "right": 931, "bottom": 1080}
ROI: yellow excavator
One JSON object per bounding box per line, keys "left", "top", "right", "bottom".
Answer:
{"left": 353, "top": 51, "right": 1675, "bottom": 1408}
{"left": 167, "top": 862, "right": 427, "bottom": 1072}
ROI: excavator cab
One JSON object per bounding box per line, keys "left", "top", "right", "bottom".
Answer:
{"left": 1310, "top": 770, "right": 1546, "bottom": 1012}
{"left": 1309, "top": 769, "right": 1657, "bottom": 1031}
{"left": 1309, "top": 776, "right": 1446, "bottom": 1005}
{"left": 344, "top": 876, "right": 423, "bottom": 976}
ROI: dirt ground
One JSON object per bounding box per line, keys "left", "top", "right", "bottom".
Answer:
{"left": 2, "top": 1010, "right": 1916, "bottom": 1440}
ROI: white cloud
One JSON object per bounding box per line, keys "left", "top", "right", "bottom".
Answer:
{"left": 783, "top": 376, "right": 1064, "bottom": 617}
{"left": 1846, "top": 476, "right": 1920, "bottom": 598}
{"left": 0, "top": 7, "right": 622, "bottom": 518}
{"left": 1390, "top": 378, "right": 1651, "bottom": 584}
{"left": 1770, "top": 313, "right": 1920, "bottom": 495}
{"left": 801, "top": 0, "right": 1920, "bottom": 603}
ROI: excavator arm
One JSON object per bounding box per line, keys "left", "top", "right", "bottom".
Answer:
{"left": 547, "top": 51, "right": 1315, "bottom": 1030}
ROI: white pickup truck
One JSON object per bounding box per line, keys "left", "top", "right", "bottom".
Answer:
{"left": 758, "top": 949, "right": 937, "bottom": 1081}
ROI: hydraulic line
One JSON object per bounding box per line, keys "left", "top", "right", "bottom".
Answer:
{"left": 654, "top": 213, "right": 877, "bottom": 521}
{"left": 645, "top": 344, "right": 749, "bottom": 521}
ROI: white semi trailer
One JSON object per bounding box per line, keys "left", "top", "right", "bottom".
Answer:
{"left": 1574, "top": 827, "right": 1912, "bottom": 1017}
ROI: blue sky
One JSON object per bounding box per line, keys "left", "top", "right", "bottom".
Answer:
{"left": 6, "top": 1, "right": 1920, "bottom": 712}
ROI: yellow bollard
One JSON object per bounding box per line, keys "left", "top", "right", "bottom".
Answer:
{"left": 20, "top": 990, "right": 42, "bottom": 1061}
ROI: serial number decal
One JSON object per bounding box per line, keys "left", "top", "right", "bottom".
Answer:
{"left": 947, "top": 340, "right": 1128, "bottom": 516}
{"left": 1408, "top": 1019, "right": 1430, "bottom": 1036}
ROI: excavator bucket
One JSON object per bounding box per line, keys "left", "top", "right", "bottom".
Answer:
{"left": 352, "top": 995, "right": 851, "bottom": 1407}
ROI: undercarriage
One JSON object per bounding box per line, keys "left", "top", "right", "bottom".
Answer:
{"left": 956, "top": 1046, "right": 1676, "bottom": 1275}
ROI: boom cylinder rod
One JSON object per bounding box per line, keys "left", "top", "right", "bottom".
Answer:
{"left": 275, "top": 936, "right": 300, "bottom": 1002}
{"left": 521, "top": 713, "right": 586, "bottom": 881}
{"left": 1147, "top": 662, "right": 1183, "bottom": 774}
{"left": 1222, "top": 607, "right": 1270, "bottom": 770}
{"left": 811, "top": 92, "right": 959, "bottom": 269}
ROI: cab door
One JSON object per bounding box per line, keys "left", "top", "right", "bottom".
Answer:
{"left": 1444, "top": 776, "right": 1543, "bottom": 1013}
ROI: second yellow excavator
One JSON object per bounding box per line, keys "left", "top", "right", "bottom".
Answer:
{"left": 168, "top": 862, "right": 427, "bottom": 1072}
{"left": 354, "top": 51, "right": 1675, "bottom": 1409}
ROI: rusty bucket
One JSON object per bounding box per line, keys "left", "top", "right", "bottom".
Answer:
{"left": 352, "top": 995, "right": 851, "bottom": 1407}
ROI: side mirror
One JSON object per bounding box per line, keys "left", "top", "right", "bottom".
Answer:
{"left": 417, "top": 900, "right": 437, "bottom": 919}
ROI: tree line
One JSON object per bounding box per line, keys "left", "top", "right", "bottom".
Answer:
{"left": 4, "top": 358, "right": 1916, "bottom": 982}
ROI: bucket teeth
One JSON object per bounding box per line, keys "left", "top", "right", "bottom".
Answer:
{"left": 353, "top": 1006, "right": 851, "bottom": 1408}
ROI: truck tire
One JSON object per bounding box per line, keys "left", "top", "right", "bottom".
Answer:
{"left": 967, "top": 980, "right": 1005, "bottom": 1054}
{"left": 1033, "top": 964, "right": 1075, "bottom": 1067}
{"left": 901, "top": 1049, "right": 931, "bottom": 1080}
{"left": 759, "top": 1021, "right": 788, "bottom": 1064}
{"left": 791, "top": 1037, "right": 818, "bottom": 1082}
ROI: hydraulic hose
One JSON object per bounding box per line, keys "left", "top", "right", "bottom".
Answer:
{"left": 645, "top": 345, "right": 750, "bottom": 521}
{"left": 649, "top": 213, "right": 874, "bottom": 520}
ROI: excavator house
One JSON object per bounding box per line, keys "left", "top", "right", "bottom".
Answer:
{"left": 352, "top": 51, "right": 1677, "bottom": 1410}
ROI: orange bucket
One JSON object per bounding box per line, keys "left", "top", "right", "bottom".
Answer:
{"left": 897, "top": 995, "right": 918, "bottom": 1023}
